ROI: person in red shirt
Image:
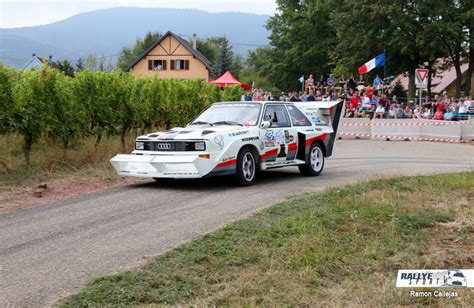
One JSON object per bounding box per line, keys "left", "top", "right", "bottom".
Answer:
{"left": 350, "top": 92, "right": 360, "bottom": 110}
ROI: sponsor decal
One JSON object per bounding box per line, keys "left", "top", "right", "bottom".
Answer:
{"left": 242, "top": 136, "right": 259, "bottom": 141}
{"left": 289, "top": 135, "right": 295, "bottom": 143}
{"left": 214, "top": 135, "right": 224, "bottom": 150}
{"left": 264, "top": 130, "right": 275, "bottom": 147}
{"left": 221, "top": 156, "right": 236, "bottom": 162}
{"left": 396, "top": 269, "right": 473, "bottom": 288}
{"left": 229, "top": 130, "right": 249, "bottom": 137}
{"left": 259, "top": 141, "right": 264, "bottom": 150}
{"left": 265, "top": 160, "right": 298, "bottom": 167}
{"left": 275, "top": 130, "right": 285, "bottom": 145}
{"left": 284, "top": 130, "right": 290, "bottom": 144}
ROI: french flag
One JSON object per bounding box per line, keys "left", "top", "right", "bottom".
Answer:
{"left": 358, "top": 53, "right": 385, "bottom": 74}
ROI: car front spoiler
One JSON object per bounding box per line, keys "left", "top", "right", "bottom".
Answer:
{"left": 110, "top": 154, "right": 215, "bottom": 178}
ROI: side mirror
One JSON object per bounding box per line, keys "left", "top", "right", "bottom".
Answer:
{"left": 260, "top": 120, "right": 272, "bottom": 129}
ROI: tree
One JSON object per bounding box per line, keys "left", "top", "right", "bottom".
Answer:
{"left": 117, "top": 32, "right": 161, "bottom": 71}
{"left": 13, "top": 67, "right": 55, "bottom": 163}
{"left": 215, "top": 37, "right": 235, "bottom": 76}
{"left": 248, "top": 0, "right": 336, "bottom": 90}
{"left": 75, "top": 57, "right": 85, "bottom": 72}
{"left": 57, "top": 60, "right": 75, "bottom": 77}
{"left": 422, "top": 0, "right": 468, "bottom": 98}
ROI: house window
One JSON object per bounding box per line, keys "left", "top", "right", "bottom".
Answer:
{"left": 171, "top": 60, "right": 189, "bottom": 70}
{"left": 148, "top": 60, "right": 167, "bottom": 71}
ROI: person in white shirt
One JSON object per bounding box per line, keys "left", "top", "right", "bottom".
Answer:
{"left": 375, "top": 103, "right": 385, "bottom": 118}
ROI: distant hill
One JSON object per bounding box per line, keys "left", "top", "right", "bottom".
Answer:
{"left": 0, "top": 7, "right": 270, "bottom": 68}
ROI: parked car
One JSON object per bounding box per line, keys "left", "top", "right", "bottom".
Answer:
{"left": 111, "top": 100, "right": 344, "bottom": 186}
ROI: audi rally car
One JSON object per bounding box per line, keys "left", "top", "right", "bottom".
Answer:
{"left": 110, "top": 101, "right": 343, "bottom": 186}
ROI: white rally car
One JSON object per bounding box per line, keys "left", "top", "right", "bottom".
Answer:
{"left": 111, "top": 100, "right": 343, "bottom": 186}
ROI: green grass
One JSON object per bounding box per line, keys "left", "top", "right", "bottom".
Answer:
{"left": 61, "top": 173, "right": 474, "bottom": 306}
{"left": 0, "top": 134, "right": 135, "bottom": 187}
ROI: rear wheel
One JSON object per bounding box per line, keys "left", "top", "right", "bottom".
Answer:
{"left": 298, "top": 142, "right": 324, "bottom": 176}
{"left": 233, "top": 147, "right": 257, "bottom": 186}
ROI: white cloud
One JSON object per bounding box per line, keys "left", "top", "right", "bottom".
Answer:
{"left": 0, "top": 0, "right": 276, "bottom": 28}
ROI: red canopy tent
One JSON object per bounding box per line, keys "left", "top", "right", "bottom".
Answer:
{"left": 209, "top": 71, "right": 252, "bottom": 90}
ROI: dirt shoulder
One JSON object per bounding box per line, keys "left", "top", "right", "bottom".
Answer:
{"left": 0, "top": 174, "right": 144, "bottom": 214}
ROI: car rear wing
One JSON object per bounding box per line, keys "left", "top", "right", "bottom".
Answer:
{"left": 296, "top": 100, "right": 344, "bottom": 157}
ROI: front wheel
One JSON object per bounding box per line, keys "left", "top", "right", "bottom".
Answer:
{"left": 298, "top": 142, "right": 324, "bottom": 176}
{"left": 233, "top": 147, "right": 257, "bottom": 186}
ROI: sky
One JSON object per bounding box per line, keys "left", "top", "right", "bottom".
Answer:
{"left": 0, "top": 0, "right": 277, "bottom": 28}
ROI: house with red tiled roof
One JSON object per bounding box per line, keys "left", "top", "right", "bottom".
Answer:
{"left": 390, "top": 61, "right": 473, "bottom": 97}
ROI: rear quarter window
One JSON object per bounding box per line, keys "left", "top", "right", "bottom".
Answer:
{"left": 286, "top": 105, "right": 312, "bottom": 126}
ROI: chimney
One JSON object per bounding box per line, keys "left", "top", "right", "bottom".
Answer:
{"left": 32, "top": 53, "right": 36, "bottom": 57}
{"left": 192, "top": 33, "right": 197, "bottom": 50}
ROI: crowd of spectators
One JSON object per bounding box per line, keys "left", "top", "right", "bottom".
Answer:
{"left": 241, "top": 73, "right": 473, "bottom": 121}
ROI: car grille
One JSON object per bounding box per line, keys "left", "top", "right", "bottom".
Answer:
{"left": 141, "top": 141, "right": 199, "bottom": 151}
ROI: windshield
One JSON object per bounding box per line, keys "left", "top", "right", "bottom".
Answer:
{"left": 190, "top": 103, "right": 261, "bottom": 126}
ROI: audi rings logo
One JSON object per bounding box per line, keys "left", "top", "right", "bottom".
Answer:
{"left": 156, "top": 143, "right": 172, "bottom": 150}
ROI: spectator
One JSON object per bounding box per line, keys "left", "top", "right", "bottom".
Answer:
{"left": 348, "top": 75, "right": 357, "bottom": 91}
{"left": 327, "top": 74, "right": 335, "bottom": 87}
{"left": 339, "top": 76, "right": 346, "bottom": 89}
{"left": 422, "top": 108, "right": 431, "bottom": 119}
{"left": 375, "top": 103, "right": 385, "bottom": 118}
{"left": 290, "top": 91, "right": 301, "bottom": 102}
{"left": 433, "top": 108, "right": 444, "bottom": 120}
{"left": 373, "top": 74, "right": 383, "bottom": 91}
{"left": 403, "top": 106, "right": 413, "bottom": 118}
{"left": 388, "top": 105, "right": 397, "bottom": 119}
{"left": 414, "top": 107, "right": 422, "bottom": 119}
{"left": 301, "top": 90, "right": 309, "bottom": 102}
{"left": 267, "top": 92, "right": 275, "bottom": 101}
{"left": 395, "top": 104, "right": 404, "bottom": 118}
{"left": 306, "top": 74, "right": 315, "bottom": 91}
{"left": 307, "top": 90, "right": 316, "bottom": 101}
{"left": 350, "top": 92, "right": 360, "bottom": 111}
{"left": 279, "top": 92, "right": 286, "bottom": 102}
{"left": 318, "top": 73, "right": 326, "bottom": 90}
{"left": 457, "top": 97, "right": 470, "bottom": 121}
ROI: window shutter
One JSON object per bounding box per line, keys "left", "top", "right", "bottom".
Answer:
{"left": 162, "top": 60, "right": 167, "bottom": 70}
{"left": 148, "top": 60, "right": 153, "bottom": 70}
{"left": 170, "top": 60, "right": 175, "bottom": 70}
{"left": 185, "top": 60, "right": 190, "bottom": 70}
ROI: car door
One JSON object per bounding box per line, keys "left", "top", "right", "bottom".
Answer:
{"left": 285, "top": 104, "right": 313, "bottom": 160}
{"left": 260, "top": 104, "right": 295, "bottom": 163}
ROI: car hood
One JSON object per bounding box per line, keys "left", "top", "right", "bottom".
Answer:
{"left": 138, "top": 125, "right": 250, "bottom": 140}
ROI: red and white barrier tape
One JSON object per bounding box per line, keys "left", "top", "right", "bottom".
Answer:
{"left": 342, "top": 121, "right": 470, "bottom": 127}
{"left": 337, "top": 132, "right": 469, "bottom": 143}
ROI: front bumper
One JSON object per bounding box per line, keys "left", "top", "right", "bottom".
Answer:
{"left": 110, "top": 154, "right": 216, "bottom": 178}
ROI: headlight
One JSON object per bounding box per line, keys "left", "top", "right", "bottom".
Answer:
{"left": 135, "top": 141, "right": 145, "bottom": 150}
{"left": 194, "top": 142, "right": 206, "bottom": 151}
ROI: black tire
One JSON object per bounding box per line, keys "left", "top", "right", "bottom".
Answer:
{"left": 233, "top": 147, "right": 257, "bottom": 186}
{"left": 298, "top": 142, "right": 325, "bottom": 176}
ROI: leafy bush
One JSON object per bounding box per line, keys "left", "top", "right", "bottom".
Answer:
{"left": 0, "top": 67, "right": 243, "bottom": 162}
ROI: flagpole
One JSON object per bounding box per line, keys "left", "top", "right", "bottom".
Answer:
{"left": 383, "top": 48, "right": 386, "bottom": 95}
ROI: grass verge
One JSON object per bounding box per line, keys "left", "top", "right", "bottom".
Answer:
{"left": 61, "top": 172, "right": 474, "bottom": 306}
{"left": 0, "top": 134, "right": 134, "bottom": 187}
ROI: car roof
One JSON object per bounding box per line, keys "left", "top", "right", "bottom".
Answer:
{"left": 214, "top": 101, "right": 290, "bottom": 105}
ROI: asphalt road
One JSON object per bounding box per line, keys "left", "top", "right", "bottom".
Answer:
{"left": 1, "top": 140, "right": 473, "bottom": 307}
